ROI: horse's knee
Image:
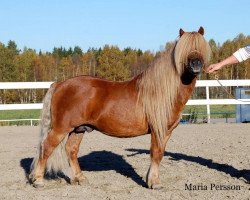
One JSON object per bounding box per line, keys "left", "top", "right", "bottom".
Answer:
{"left": 150, "top": 148, "right": 164, "bottom": 163}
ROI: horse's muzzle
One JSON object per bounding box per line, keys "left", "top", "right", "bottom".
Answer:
{"left": 188, "top": 58, "right": 203, "bottom": 75}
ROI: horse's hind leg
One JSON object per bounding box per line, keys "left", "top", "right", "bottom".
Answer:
{"left": 31, "top": 129, "right": 69, "bottom": 187}
{"left": 65, "top": 132, "right": 89, "bottom": 185}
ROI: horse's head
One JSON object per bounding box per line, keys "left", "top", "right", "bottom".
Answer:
{"left": 186, "top": 48, "right": 204, "bottom": 75}
{"left": 174, "top": 27, "right": 210, "bottom": 76}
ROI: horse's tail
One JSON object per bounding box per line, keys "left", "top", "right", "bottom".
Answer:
{"left": 30, "top": 83, "right": 69, "bottom": 178}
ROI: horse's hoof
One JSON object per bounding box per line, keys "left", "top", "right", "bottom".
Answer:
{"left": 32, "top": 180, "right": 45, "bottom": 188}
{"left": 71, "top": 178, "right": 89, "bottom": 186}
{"left": 71, "top": 176, "right": 89, "bottom": 186}
{"left": 151, "top": 183, "right": 164, "bottom": 190}
{"left": 147, "top": 179, "right": 162, "bottom": 190}
{"left": 78, "top": 177, "right": 89, "bottom": 186}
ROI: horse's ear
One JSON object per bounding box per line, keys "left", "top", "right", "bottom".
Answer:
{"left": 179, "top": 28, "right": 185, "bottom": 37}
{"left": 198, "top": 26, "right": 204, "bottom": 35}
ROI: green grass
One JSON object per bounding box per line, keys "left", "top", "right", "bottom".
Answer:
{"left": 183, "top": 105, "right": 236, "bottom": 114}
{"left": 0, "top": 110, "right": 41, "bottom": 126}
{"left": 0, "top": 109, "right": 41, "bottom": 120}
{"left": 183, "top": 105, "right": 236, "bottom": 121}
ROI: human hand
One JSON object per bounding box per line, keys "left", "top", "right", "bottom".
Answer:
{"left": 206, "top": 63, "right": 223, "bottom": 73}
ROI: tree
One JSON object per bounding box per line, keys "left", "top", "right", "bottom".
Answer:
{"left": 0, "top": 42, "right": 19, "bottom": 103}
{"left": 0, "top": 42, "right": 18, "bottom": 81}
{"left": 124, "top": 49, "right": 138, "bottom": 76}
{"left": 134, "top": 50, "right": 154, "bottom": 75}
{"left": 7, "top": 40, "right": 19, "bottom": 55}
{"left": 81, "top": 51, "right": 96, "bottom": 76}
{"left": 15, "top": 48, "right": 36, "bottom": 81}
{"left": 58, "top": 57, "right": 72, "bottom": 81}
{"left": 96, "top": 45, "right": 130, "bottom": 81}
{"left": 73, "top": 46, "right": 83, "bottom": 55}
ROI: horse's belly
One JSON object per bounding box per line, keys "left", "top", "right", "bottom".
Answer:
{"left": 94, "top": 108, "right": 148, "bottom": 138}
{"left": 98, "top": 125, "right": 148, "bottom": 138}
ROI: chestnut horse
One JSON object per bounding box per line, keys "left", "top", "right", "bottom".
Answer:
{"left": 30, "top": 27, "right": 210, "bottom": 189}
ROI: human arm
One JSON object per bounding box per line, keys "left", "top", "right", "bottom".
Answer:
{"left": 207, "top": 55, "right": 239, "bottom": 73}
{"left": 233, "top": 44, "right": 250, "bottom": 62}
{"left": 207, "top": 44, "right": 250, "bottom": 73}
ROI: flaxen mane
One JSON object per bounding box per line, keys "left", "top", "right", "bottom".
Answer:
{"left": 137, "top": 32, "right": 210, "bottom": 146}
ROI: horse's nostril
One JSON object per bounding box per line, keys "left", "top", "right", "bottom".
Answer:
{"left": 191, "top": 60, "right": 197, "bottom": 65}
{"left": 191, "top": 59, "right": 202, "bottom": 66}
{"left": 189, "top": 60, "right": 194, "bottom": 66}
{"left": 189, "top": 59, "right": 202, "bottom": 67}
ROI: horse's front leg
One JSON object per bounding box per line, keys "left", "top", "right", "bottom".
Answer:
{"left": 146, "top": 131, "right": 172, "bottom": 189}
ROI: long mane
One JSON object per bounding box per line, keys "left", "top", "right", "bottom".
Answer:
{"left": 137, "top": 32, "right": 210, "bottom": 146}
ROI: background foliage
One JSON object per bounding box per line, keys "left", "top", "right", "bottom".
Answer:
{"left": 0, "top": 33, "right": 250, "bottom": 104}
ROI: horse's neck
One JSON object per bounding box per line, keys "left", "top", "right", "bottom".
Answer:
{"left": 167, "top": 76, "right": 196, "bottom": 128}
{"left": 179, "top": 77, "right": 197, "bottom": 104}
{"left": 178, "top": 69, "right": 196, "bottom": 100}
{"left": 174, "top": 72, "right": 197, "bottom": 107}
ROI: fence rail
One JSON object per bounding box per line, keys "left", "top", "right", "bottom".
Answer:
{"left": 0, "top": 119, "right": 40, "bottom": 126}
{"left": 1, "top": 80, "right": 250, "bottom": 123}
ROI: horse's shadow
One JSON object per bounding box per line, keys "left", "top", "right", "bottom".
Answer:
{"left": 78, "top": 150, "right": 146, "bottom": 186}
{"left": 20, "top": 149, "right": 249, "bottom": 187}
{"left": 126, "top": 148, "right": 250, "bottom": 183}
{"left": 20, "top": 157, "right": 33, "bottom": 181}
{"left": 19, "top": 151, "right": 147, "bottom": 187}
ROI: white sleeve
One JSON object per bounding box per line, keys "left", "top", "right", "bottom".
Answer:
{"left": 233, "top": 44, "right": 250, "bottom": 62}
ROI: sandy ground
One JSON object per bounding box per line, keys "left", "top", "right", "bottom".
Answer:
{"left": 0, "top": 124, "right": 249, "bottom": 200}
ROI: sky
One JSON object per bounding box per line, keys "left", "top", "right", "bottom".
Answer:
{"left": 0, "top": 0, "right": 249, "bottom": 53}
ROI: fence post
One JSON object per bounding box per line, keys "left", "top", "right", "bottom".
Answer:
{"left": 206, "top": 86, "right": 210, "bottom": 123}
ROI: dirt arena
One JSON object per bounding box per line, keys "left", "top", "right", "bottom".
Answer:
{"left": 0, "top": 124, "right": 249, "bottom": 200}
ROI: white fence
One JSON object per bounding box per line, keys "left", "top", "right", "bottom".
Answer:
{"left": 0, "top": 80, "right": 250, "bottom": 124}
{"left": 0, "top": 119, "right": 40, "bottom": 126}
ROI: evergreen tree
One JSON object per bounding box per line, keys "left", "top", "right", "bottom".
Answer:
{"left": 73, "top": 46, "right": 83, "bottom": 55}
